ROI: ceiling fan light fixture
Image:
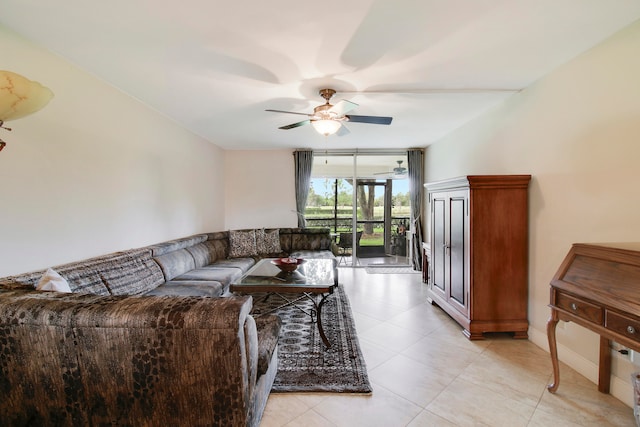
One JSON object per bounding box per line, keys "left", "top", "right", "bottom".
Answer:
{"left": 393, "top": 171, "right": 407, "bottom": 179}
{"left": 311, "top": 119, "right": 341, "bottom": 136}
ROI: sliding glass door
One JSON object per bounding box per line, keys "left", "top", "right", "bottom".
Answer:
{"left": 305, "top": 152, "right": 410, "bottom": 267}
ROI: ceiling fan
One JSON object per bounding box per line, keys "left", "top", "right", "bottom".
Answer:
{"left": 374, "top": 160, "right": 407, "bottom": 179}
{"left": 266, "top": 88, "right": 393, "bottom": 136}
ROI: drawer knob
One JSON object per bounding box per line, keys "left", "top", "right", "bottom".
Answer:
{"left": 570, "top": 303, "right": 578, "bottom": 311}
{"left": 628, "top": 326, "right": 636, "bottom": 334}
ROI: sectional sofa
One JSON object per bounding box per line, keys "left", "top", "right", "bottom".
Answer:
{"left": 0, "top": 227, "right": 335, "bottom": 427}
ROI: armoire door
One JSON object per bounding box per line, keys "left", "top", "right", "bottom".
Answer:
{"left": 430, "top": 193, "right": 447, "bottom": 298}
{"left": 447, "top": 191, "right": 468, "bottom": 315}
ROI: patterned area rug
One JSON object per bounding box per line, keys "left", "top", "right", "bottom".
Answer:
{"left": 250, "top": 285, "right": 372, "bottom": 393}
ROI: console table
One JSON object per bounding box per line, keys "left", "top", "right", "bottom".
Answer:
{"left": 547, "top": 243, "right": 640, "bottom": 394}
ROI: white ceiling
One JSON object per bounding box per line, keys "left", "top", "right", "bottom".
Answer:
{"left": 2, "top": 1, "right": 640, "bottom": 151}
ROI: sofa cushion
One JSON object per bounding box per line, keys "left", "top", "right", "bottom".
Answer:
{"left": 210, "top": 258, "right": 255, "bottom": 273}
{"left": 148, "top": 234, "right": 208, "bottom": 256}
{"left": 0, "top": 249, "right": 165, "bottom": 296}
{"left": 57, "top": 249, "right": 164, "bottom": 296}
{"left": 205, "top": 231, "right": 229, "bottom": 253}
{"left": 277, "top": 228, "right": 293, "bottom": 253}
{"left": 144, "top": 280, "right": 223, "bottom": 297}
{"left": 291, "top": 229, "right": 332, "bottom": 251}
{"left": 0, "top": 269, "right": 45, "bottom": 290}
{"left": 254, "top": 315, "right": 282, "bottom": 377}
{"left": 229, "top": 229, "right": 257, "bottom": 258}
{"left": 153, "top": 249, "right": 196, "bottom": 281}
{"left": 101, "top": 249, "right": 166, "bottom": 295}
{"left": 47, "top": 267, "right": 106, "bottom": 295}
{"left": 186, "top": 243, "right": 211, "bottom": 268}
{"left": 174, "top": 266, "right": 243, "bottom": 288}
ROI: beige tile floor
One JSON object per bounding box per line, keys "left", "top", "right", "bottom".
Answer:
{"left": 260, "top": 267, "right": 636, "bottom": 426}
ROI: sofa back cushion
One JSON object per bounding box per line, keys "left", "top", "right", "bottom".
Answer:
{"left": 153, "top": 249, "right": 196, "bottom": 281}
{"left": 0, "top": 265, "right": 110, "bottom": 295}
{"left": 101, "top": 249, "right": 165, "bottom": 295}
{"left": 0, "top": 249, "right": 165, "bottom": 296}
{"left": 206, "top": 232, "right": 230, "bottom": 259}
{"left": 0, "top": 269, "right": 51, "bottom": 290}
{"left": 148, "top": 234, "right": 208, "bottom": 257}
{"left": 186, "top": 243, "right": 211, "bottom": 268}
{"left": 279, "top": 228, "right": 332, "bottom": 252}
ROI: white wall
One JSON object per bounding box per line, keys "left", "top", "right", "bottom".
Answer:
{"left": 424, "top": 20, "right": 640, "bottom": 406}
{"left": 0, "top": 25, "right": 226, "bottom": 277}
{"left": 224, "top": 150, "right": 298, "bottom": 230}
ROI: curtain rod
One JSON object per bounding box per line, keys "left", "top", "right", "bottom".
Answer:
{"left": 296, "top": 148, "right": 423, "bottom": 156}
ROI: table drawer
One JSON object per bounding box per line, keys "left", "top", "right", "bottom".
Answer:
{"left": 606, "top": 311, "right": 640, "bottom": 344}
{"left": 555, "top": 291, "right": 603, "bottom": 324}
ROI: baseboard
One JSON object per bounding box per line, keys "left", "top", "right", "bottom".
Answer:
{"left": 529, "top": 326, "right": 634, "bottom": 408}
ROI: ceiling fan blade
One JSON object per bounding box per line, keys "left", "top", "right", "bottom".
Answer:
{"left": 329, "top": 100, "right": 358, "bottom": 117}
{"left": 279, "top": 120, "right": 310, "bottom": 130}
{"left": 346, "top": 115, "right": 393, "bottom": 125}
{"left": 266, "top": 109, "right": 312, "bottom": 117}
{"left": 336, "top": 123, "right": 350, "bottom": 137}
{"left": 341, "top": 88, "right": 520, "bottom": 95}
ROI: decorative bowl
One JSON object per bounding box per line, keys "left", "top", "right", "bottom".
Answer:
{"left": 271, "top": 257, "right": 305, "bottom": 273}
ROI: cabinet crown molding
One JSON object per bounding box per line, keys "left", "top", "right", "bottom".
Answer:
{"left": 425, "top": 175, "right": 531, "bottom": 192}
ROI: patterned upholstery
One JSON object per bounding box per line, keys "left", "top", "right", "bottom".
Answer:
{"left": 256, "top": 228, "right": 283, "bottom": 255}
{"left": 290, "top": 228, "right": 332, "bottom": 251}
{"left": 0, "top": 249, "right": 164, "bottom": 296}
{"left": 254, "top": 315, "right": 282, "bottom": 376}
{"left": 229, "top": 229, "right": 258, "bottom": 258}
{"left": 0, "top": 228, "right": 335, "bottom": 427}
{"left": 0, "top": 290, "right": 278, "bottom": 427}
{"left": 205, "top": 232, "right": 230, "bottom": 259}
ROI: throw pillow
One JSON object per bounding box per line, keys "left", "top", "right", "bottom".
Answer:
{"left": 255, "top": 228, "right": 267, "bottom": 254}
{"left": 229, "top": 229, "right": 258, "bottom": 258}
{"left": 255, "top": 228, "right": 282, "bottom": 254}
{"left": 263, "top": 229, "right": 282, "bottom": 254}
{"left": 35, "top": 268, "right": 72, "bottom": 293}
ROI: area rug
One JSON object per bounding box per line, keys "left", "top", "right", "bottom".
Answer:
{"left": 250, "top": 285, "right": 372, "bottom": 394}
{"left": 365, "top": 266, "right": 419, "bottom": 274}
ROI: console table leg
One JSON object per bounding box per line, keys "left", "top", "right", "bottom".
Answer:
{"left": 598, "top": 336, "right": 611, "bottom": 393}
{"left": 547, "top": 312, "right": 560, "bottom": 393}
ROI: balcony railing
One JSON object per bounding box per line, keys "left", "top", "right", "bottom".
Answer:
{"left": 305, "top": 216, "right": 409, "bottom": 233}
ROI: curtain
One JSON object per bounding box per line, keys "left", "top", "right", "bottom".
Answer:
{"left": 407, "top": 148, "right": 424, "bottom": 270}
{"left": 293, "top": 150, "right": 314, "bottom": 228}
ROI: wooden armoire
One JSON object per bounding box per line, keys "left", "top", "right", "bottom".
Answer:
{"left": 424, "top": 175, "right": 531, "bottom": 340}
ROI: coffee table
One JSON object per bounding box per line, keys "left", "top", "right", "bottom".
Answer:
{"left": 229, "top": 258, "right": 337, "bottom": 347}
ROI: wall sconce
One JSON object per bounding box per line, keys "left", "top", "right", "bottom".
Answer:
{"left": 0, "top": 70, "right": 54, "bottom": 152}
